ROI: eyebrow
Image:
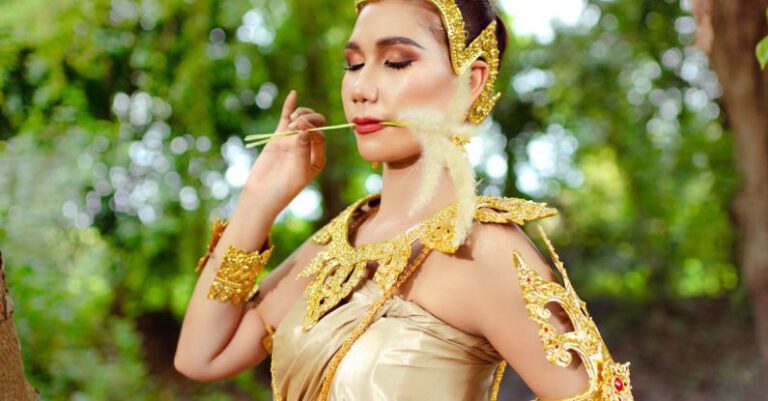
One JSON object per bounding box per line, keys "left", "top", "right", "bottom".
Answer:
{"left": 345, "top": 36, "right": 425, "bottom": 51}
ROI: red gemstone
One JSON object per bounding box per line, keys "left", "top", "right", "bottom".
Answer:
{"left": 614, "top": 377, "right": 624, "bottom": 391}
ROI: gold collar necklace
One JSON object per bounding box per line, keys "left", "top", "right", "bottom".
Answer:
{"left": 296, "top": 192, "right": 558, "bottom": 331}
{"left": 297, "top": 192, "right": 461, "bottom": 331}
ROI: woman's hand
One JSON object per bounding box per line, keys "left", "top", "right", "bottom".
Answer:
{"left": 242, "top": 90, "right": 327, "bottom": 215}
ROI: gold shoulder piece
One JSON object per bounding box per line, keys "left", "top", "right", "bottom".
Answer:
{"left": 512, "top": 225, "right": 634, "bottom": 401}
{"left": 420, "top": 196, "right": 558, "bottom": 254}
{"left": 474, "top": 195, "right": 558, "bottom": 225}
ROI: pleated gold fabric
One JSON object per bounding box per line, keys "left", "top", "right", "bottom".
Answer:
{"left": 272, "top": 277, "right": 504, "bottom": 401}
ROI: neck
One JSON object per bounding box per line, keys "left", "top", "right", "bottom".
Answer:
{"left": 371, "top": 154, "right": 458, "bottom": 227}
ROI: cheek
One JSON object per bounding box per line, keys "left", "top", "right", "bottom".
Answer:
{"left": 341, "top": 75, "right": 352, "bottom": 112}
{"left": 389, "top": 62, "right": 455, "bottom": 111}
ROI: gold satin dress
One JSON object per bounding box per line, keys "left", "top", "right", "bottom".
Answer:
{"left": 272, "top": 277, "right": 503, "bottom": 400}
{"left": 266, "top": 192, "right": 635, "bottom": 401}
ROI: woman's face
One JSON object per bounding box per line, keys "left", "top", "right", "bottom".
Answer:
{"left": 341, "top": 0, "right": 461, "bottom": 165}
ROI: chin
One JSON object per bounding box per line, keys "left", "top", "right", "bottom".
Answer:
{"left": 355, "top": 129, "right": 420, "bottom": 160}
{"left": 355, "top": 140, "right": 392, "bottom": 163}
{"left": 356, "top": 144, "right": 421, "bottom": 166}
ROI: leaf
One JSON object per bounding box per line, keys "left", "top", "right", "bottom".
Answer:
{"left": 760, "top": 8, "right": 768, "bottom": 70}
{"left": 758, "top": 36, "right": 768, "bottom": 70}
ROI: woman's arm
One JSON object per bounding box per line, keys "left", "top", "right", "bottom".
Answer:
{"left": 174, "top": 88, "right": 328, "bottom": 382}
{"left": 173, "top": 191, "right": 321, "bottom": 382}
{"left": 468, "top": 222, "right": 633, "bottom": 400}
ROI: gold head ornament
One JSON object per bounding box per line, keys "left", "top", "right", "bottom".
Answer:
{"left": 354, "top": 0, "right": 502, "bottom": 124}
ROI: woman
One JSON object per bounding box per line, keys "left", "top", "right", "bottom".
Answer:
{"left": 174, "top": 0, "right": 634, "bottom": 400}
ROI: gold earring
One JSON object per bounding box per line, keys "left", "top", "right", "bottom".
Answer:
{"left": 451, "top": 134, "right": 471, "bottom": 149}
{"left": 372, "top": 161, "right": 380, "bottom": 170}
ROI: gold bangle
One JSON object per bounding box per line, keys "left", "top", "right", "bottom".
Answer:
{"left": 195, "top": 218, "right": 229, "bottom": 273}
{"left": 207, "top": 237, "right": 274, "bottom": 304}
{"left": 258, "top": 310, "right": 276, "bottom": 355}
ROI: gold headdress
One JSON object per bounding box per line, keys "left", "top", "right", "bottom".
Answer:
{"left": 354, "top": 0, "right": 501, "bottom": 124}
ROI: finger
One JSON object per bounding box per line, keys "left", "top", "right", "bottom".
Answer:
{"left": 293, "top": 129, "right": 313, "bottom": 175}
{"left": 309, "top": 130, "right": 327, "bottom": 172}
{"left": 289, "top": 114, "right": 326, "bottom": 130}
{"left": 297, "top": 129, "right": 312, "bottom": 146}
{"left": 279, "top": 90, "right": 297, "bottom": 126}
{"left": 289, "top": 107, "right": 314, "bottom": 120}
{"left": 302, "top": 113, "right": 327, "bottom": 127}
{"left": 289, "top": 114, "right": 323, "bottom": 132}
{"left": 293, "top": 117, "right": 314, "bottom": 145}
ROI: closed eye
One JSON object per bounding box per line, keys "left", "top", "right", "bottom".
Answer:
{"left": 385, "top": 60, "right": 414, "bottom": 70}
{"left": 343, "top": 60, "right": 415, "bottom": 72}
{"left": 343, "top": 63, "right": 364, "bottom": 72}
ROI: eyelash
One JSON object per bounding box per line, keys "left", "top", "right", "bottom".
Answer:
{"left": 343, "top": 60, "right": 415, "bottom": 72}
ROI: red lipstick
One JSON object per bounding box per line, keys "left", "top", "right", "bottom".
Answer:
{"left": 352, "top": 117, "right": 385, "bottom": 135}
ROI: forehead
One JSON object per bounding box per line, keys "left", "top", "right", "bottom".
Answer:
{"left": 349, "top": 0, "right": 444, "bottom": 44}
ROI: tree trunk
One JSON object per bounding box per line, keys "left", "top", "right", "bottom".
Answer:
{"left": 693, "top": 0, "right": 768, "bottom": 372}
{"left": 0, "top": 251, "right": 40, "bottom": 400}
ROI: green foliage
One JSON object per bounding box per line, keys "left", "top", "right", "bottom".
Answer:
{"left": 497, "top": 0, "right": 737, "bottom": 301}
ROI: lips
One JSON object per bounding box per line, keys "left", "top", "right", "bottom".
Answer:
{"left": 352, "top": 116, "right": 385, "bottom": 135}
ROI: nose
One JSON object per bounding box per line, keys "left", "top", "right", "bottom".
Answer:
{"left": 351, "top": 67, "right": 378, "bottom": 104}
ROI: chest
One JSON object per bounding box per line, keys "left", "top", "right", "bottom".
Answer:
{"left": 342, "top": 205, "right": 488, "bottom": 339}
{"left": 368, "top": 245, "right": 486, "bottom": 338}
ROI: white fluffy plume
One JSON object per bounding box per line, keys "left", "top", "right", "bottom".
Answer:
{"left": 396, "top": 69, "right": 484, "bottom": 248}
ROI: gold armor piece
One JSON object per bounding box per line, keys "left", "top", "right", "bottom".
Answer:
{"left": 511, "top": 225, "right": 634, "bottom": 400}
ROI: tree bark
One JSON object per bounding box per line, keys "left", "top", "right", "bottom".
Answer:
{"left": 0, "top": 251, "right": 40, "bottom": 400}
{"left": 693, "top": 0, "right": 768, "bottom": 372}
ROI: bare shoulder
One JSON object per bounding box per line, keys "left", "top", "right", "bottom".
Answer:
{"left": 461, "top": 195, "right": 561, "bottom": 296}
{"left": 402, "top": 196, "right": 559, "bottom": 336}
{"left": 467, "top": 220, "right": 558, "bottom": 285}
{"left": 428, "top": 220, "right": 557, "bottom": 328}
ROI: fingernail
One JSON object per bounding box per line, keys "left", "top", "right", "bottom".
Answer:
{"left": 288, "top": 122, "right": 296, "bottom": 129}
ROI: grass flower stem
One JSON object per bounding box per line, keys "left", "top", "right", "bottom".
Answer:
{"left": 244, "top": 121, "right": 406, "bottom": 148}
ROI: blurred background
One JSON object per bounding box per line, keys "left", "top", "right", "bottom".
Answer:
{"left": 1, "top": 0, "right": 767, "bottom": 400}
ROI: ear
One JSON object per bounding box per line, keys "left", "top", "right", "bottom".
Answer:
{"left": 468, "top": 59, "right": 490, "bottom": 107}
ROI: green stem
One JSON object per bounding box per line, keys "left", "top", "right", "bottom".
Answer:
{"left": 243, "top": 120, "right": 406, "bottom": 148}
{"left": 243, "top": 122, "right": 357, "bottom": 141}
